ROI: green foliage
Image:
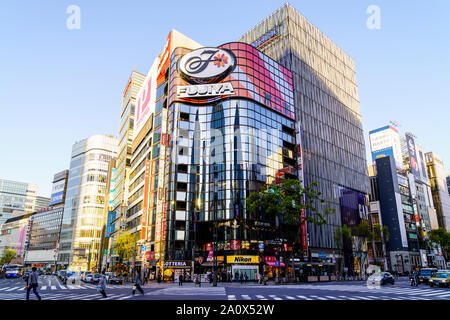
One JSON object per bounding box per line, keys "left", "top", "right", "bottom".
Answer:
{"left": 429, "top": 228, "right": 450, "bottom": 252}
{"left": 334, "top": 224, "right": 352, "bottom": 247}
{"left": 353, "top": 220, "right": 374, "bottom": 241}
{"left": 373, "top": 224, "right": 390, "bottom": 243}
{"left": 0, "top": 248, "right": 17, "bottom": 265}
{"left": 113, "top": 230, "right": 136, "bottom": 263}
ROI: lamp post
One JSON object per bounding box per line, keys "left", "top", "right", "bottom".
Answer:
{"left": 213, "top": 183, "right": 218, "bottom": 287}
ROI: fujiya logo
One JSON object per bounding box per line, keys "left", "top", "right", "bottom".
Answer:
{"left": 179, "top": 47, "right": 236, "bottom": 84}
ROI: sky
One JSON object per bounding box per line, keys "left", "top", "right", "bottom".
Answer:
{"left": 0, "top": 0, "right": 449, "bottom": 197}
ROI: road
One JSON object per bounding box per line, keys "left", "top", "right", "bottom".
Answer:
{"left": 1, "top": 276, "right": 449, "bottom": 300}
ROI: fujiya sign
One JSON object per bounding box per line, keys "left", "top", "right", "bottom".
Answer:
{"left": 177, "top": 82, "right": 234, "bottom": 98}
{"left": 178, "top": 47, "right": 236, "bottom": 84}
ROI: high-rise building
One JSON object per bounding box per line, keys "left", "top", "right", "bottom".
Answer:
{"left": 24, "top": 170, "right": 69, "bottom": 270}
{"left": 104, "top": 71, "right": 145, "bottom": 269}
{"left": 57, "top": 135, "right": 118, "bottom": 271}
{"left": 369, "top": 125, "right": 403, "bottom": 170}
{"left": 446, "top": 174, "right": 450, "bottom": 197}
{"left": 0, "top": 179, "right": 49, "bottom": 226}
{"left": 239, "top": 4, "right": 369, "bottom": 274}
{"left": 0, "top": 211, "right": 33, "bottom": 260}
{"left": 426, "top": 152, "right": 450, "bottom": 232}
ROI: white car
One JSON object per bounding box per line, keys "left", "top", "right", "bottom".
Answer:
{"left": 67, "top": 271, "right": 82, "bottom": 284}
{"left": 367, "top": 272, "right": 395, "bottom": 286}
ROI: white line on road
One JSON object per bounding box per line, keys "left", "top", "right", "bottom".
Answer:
{"left": 284, "top": 295, "right": 295, "bottom": 300}
{"left": 325, "top": 296, "right": 340, "bottom": 300}
{"left": 41, "top": 286, "right": 47, "bottom": 290}
{"left": 309, "top": 295, "right": 328, "bottom": 300}
{"left": 51, "top": 286, "right": 57, "bottom": 290}
{"left": 242, "top": 295, "right": 251, "bottom": 300}
{"left": 228, "top": 295, "right": 236, "bottom": 300}
{"left": 296, "top": 295, "right": 312, "bottom": 300}
{"left": 339, "top": 296, "right": 357, "bottom": 300}
{"left": 353, "top": 296, "right": 372, "bottom": 300}
{"left": 268, "top": 295, "right": 282, "bottom": 300}
{"left": 6, "top": 287, "right": 21, "bottom": 291}
{"left": 256, "top": 295, "right": 267, "bottom": 300}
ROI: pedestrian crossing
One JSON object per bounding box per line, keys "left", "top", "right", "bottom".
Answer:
{"left": 280, "top": 284, "right": 450, "bottom": 299}
{"left": 0, "top": 292, "right": 136, "bottom": 301}
{"left": 0, "top": 283, "right": 133, "bottom": 292}
{"left": 226, "top": 294, "right": 436, "bottom": 301}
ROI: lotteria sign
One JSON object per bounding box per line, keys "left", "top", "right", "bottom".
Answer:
{"left": 226, "top": 255, "right": 259, "bottom": 264}
{"left": 178, "top": 47, "right": 236, "bottom": 84}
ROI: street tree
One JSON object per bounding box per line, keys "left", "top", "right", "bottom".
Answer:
{"left": 428, "top": 228, "right": 450, "bottom": 262}
{"left": 0, "top": 248, "right": 17, "bottom": 265}
{"left": 246, "top": 179, "right": 334, "bottom": 282}
{"left": 352, "top": 220, "right": 374, "bottom": 277}
{"left": 113, "top": 230, "right": 135, "bottom": 267}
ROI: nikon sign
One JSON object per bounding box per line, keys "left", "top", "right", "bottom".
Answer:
{"left": 226, "top": 255, "right": 259, "bottom": 264}
{"left": 177, "top": 82, "right": 234, "bottom": 98}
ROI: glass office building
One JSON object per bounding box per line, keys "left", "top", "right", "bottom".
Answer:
{"left": 239, "top": 4, "right": 370, "bottom": 271}
{"left": 58, "top": 135, "right": 118, "bottom": 270}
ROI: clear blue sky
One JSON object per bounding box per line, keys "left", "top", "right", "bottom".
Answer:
{"left": 0, "top": 1, "right": 449, "bottom": 196}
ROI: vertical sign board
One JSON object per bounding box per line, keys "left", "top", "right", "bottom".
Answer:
{"left": 141, "top": 160, "right": 151, "bottom": 240}
{"left": 295, "top": 122, "right": 308, "bottom": 253}
{"left": 406, "top": 134, "right": 420, "bottom": 181}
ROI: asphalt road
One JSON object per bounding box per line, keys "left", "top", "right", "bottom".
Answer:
{"left": 1, "top": 276, "right": 449, "bottom": 300}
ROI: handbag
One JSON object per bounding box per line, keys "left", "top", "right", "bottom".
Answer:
{"left": 96, "top": 285, "right": 102, "bottom": 292}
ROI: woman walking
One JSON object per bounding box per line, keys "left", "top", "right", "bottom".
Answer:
{"left": 97, "top": 271, "right": 107, "bottom": 298}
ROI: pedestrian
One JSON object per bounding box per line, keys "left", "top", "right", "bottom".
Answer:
{"left": 179, "top": 273, "right": 183, "bottom": 286}
{"left": 235, "top": 271, "right": 239, "bottom": 282}
{"left": 132, "top": 271, "right": 145, "bottom": 295}
{"left": 239, "top": 272, "right": 244, "bottom": 284}
{"left": 25, "top": 267, "right": 41, "bottom": 300}
{"left": 97, "top": 271, "right": 107, "bottom": 298}
{"left": 244, "top": 272, "right": 248, "bottom": 283}
{"left": 257, "top": 272, "right": 261, "bottom": 284}
{"left": 157, "top": 273, "right": 161, "bottom": 283}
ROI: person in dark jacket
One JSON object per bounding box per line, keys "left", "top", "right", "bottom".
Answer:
{"left": 132, "top": 272, "right": 144, "bottom": 295}
{"left": 26, "top": 267, "right": 41, "bottom": 300}
{"left": 178, "top": 273, "right": 183, "bottom": 286}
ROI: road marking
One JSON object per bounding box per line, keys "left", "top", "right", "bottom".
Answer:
{"left": 422, "top": 291, "right": 450, "bottom": 297}
{"left": 0, "top": 287, "right": 9, "bottom": 291}
{"left": 284, "top": 295, "right": 295, "bottom": 300}
{"left": 6, "top": 287, "right": 21, "bottom": 291}
{"left": 256, "top": 295, "right": 267, "bottom": 300}
{"left": 309, "top": 295, "right": 328, "bottom": 300}
{"left": 41, "top": 286, "right": 47, "bottom": 290}
{"left": 268, "top": 295, "right": 282, "bottom": 300}
{"left": 325, "top": 296, "right": 340, "bottom": 300}
{"left": 102, "top": 294, "right": 120, "bottom": 300}
{"left": 296, "top": 295, "right": 312, "bottom": 300}
{"left": 339, "top": 296, "right": 357, "bottom": 300}
{"left": 228, "top": 295, "right": 236, "bottom": 300}
{"left": 118, "top": 295, "right": 134, "bottom": 300}
{"left": 353, "top": 296, "right": 372, "bottom": 300}
{"left": 51, "top": 286, "right": 57, "bottom": 290}
{"left": 242, "top": 295, "right": 251, "bottom": 300}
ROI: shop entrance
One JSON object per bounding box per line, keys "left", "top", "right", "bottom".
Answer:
{"left": 231, "top": 265, "right": 258, "bottom": 281}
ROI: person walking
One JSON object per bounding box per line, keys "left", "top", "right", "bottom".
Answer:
{"left": 244, "top": 272, "right": 248, "bottom": 283}
{"left": 239, "top": 272, "right": 244, "bottom": 284}
{"left": 178, "top": 273, "right": 183, "bottom": 286}
{"left": 25, "top": 267, "right": 41, "bottom": 300}
{"left": 97, "top": 271, "right": 108, "bottom": 298}
{"left": 257, "top": 272, "right": 261, "bottom": 284}
{"left": 132, "top": 271, "right": 145, "bottom": 295}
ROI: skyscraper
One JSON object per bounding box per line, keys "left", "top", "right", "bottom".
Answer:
{"left": 239, "top": 4, "right": 369, "bottom": 272}
{"left": 58, "top": 135, "right": 118, "bottom": 270}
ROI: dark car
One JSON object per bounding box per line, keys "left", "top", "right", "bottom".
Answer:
{"left": 418, "top": 268, "right": 438, "bottom": 284}
{"left": 91, "top": 273, "right": 101, "bottom": 284}
{"left": 109, "top": 274, "right": 123, "bottom": 285}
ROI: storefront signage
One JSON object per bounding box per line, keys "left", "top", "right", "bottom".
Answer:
{"left": 251, "top": 25, "right": 281, "bottom": 49}
{"left": 176, "top": 82, "right": 234, "bottom": 98}
{"left": 230, "top": 240, "right": 241, "bottom": 250}
{"left": 178, "top": 47, "right": 236, "bottom": 84}
{"left": 226, "top": 255, "right": 259, "bottom": 264}
{"left": 164, "top": 261, "right": 189, "bottom": 267}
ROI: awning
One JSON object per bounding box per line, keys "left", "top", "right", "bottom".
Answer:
{"left": 266, "top": 262, "right": 285, "bottom": 267}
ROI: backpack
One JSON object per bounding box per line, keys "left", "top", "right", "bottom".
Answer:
{"left": 23, "top": 273, "right": 29, "bottom": 283}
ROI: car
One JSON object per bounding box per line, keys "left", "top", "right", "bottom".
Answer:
{"left": 367, "top": 272, "right": 395, "bottom": 286}
{"left": 418, "top": 268, "right": 438, "bottom": 284}
{"left": 84, "top": 273, "right": 93, "bottom": 283}
{"left": 90, "top": 273, "right": 101, "bottom": 284}
{"left": 429, "top": 271, "right": 450, "bottom": 288}
{"left": 67, "top": 271, "right": 82, "bottom": 284}
{"left": 108, "top": 273, "right": 123, "bottom": 285}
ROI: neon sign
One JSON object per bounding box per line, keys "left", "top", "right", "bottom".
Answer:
{"left": 251, "top": 25, "right": 281, "bottom": 49}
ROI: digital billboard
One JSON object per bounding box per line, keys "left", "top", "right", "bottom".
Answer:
{"left": 134, "top": 56, "right": 160, "bottom": 142}
{"left": 371, "top": 146, "right": 395, "bottom": 163}
{"left": 49, "top": 179, "right": 66, "bottom": 206}
{"left": 406, "top": 134, "right": 420, "bottom": 180}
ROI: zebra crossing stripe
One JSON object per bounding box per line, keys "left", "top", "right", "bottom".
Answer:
{"left": 228, "top": 295, "right": 236, "bottom": 300}
{"left": 118, "top": 295, "right": 134, "bottom": 300}
{"left": 242, "top": 295, "right": 251, "bottom": 300}
{"left": 353, "top": 296, "right": 372, "bottom": 300}
{"left": 268, "top": 295, "right": 282, "bottom": 300}
{"left": 325, "top": 296, "right": 340, "bottom": 300}
{"left": 6, "top": 287, "right": 21, "bottom": 291}
{"left": 284, "top": 295, "right": 295, "bottom": 300}
{"left": 51, "top": 286, "right": 57, "bottom": 290}
{"left": 256, "top": 295, "right": 267, "bottom": 300}
{"left": 296, "top": 295, "right": 312, "bottom": 300}
{"left": 0, "top": 287, "right": 8, "bottom": 291}
{"left": 41, "top": 286, "right": 47, "bottom": 290}
{"left": 339, "top": 296, "right": 357, "bottom": 300}
{"left": 102, "top": 294, "right": 121, "bottom": 300}
{"left": 309, "top": 295, "right": 327, "bottom": 300}
{"left": 421, "top": 291, "right": 450, "bottom": 297}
